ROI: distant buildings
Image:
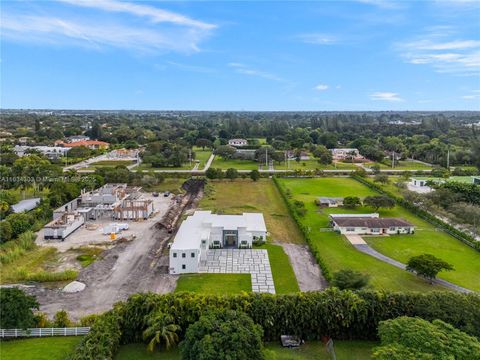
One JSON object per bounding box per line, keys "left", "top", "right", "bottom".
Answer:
{"left": 228, "top": 138, "right": 248, "bottom": 147}
{"left": 66, "top": 135, "right": 90, "bottom": 143}
{"left": 11, "top": 198, "right": 41, "bottom": 213}
{"left": 56, "top": 140, "right": 110, "bottom": 150}
{"left": 331, "top": 148, "right": 363, "bottom": 161}
{"left": 169, "top": 211, "right": 267, "bottom": 274}
{"left": 13, "top": 145, "right": 71, "bottom": 159}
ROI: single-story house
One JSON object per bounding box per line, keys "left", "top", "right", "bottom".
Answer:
{"left": 67, "top": 135, "right": 90, "bottom": 143}
{"left": 330, "top": 215, "right": 414, "bottom": 235}
{"left": 228, "top": 138, "right": 248, "bottom": 147}
{"left": 57, "top": 140, "right": 110, "bottom": 150}
{"left": 317, "top": 197, "right": 344, "bottom": 207}
{"left": 13, "top": 145, "right": 71, "bottom": 159}
{"left": 169, "top": 211, "right": 267, "bottom": 274}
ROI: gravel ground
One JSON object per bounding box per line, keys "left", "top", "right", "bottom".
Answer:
{"left": 279, "top": 243, "right": 328, "bottom": 291}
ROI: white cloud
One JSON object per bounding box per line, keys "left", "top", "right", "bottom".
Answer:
{"left": 295, "top": 33, "right": 337, "bottom": 45}
{"left": 1, "top": 1, "right": 216, "bottom": 54}
{"left": 57, "top": 0, "right": 216, "bottom": 30}
{"left": 354, "top": 0, "right": 403, "bottom": 9}
{"left": 314, "top": 84, "right": 329, "bottom": 91}
{"left": 462, "top": 90, "right": 480, "bottom": 100}
{"left": 228, "top": 63, "right": 285, "bottom": 82}
{"left": 370, "top": 92, "right": 404, "bottom": 102}
{"left": 396, "top": 29, "right": 480, "bottom": 76}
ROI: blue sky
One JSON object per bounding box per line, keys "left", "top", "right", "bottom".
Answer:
{"left": 1, "top": 0, "right": 479, "bottom": 111}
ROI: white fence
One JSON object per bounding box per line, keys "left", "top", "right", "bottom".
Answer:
{"left": 0, "top": 327, "right": 90, "bottom": 338}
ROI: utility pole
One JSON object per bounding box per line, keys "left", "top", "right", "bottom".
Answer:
{"left": 447, "top": 147, "right": 450, "bottom": 170}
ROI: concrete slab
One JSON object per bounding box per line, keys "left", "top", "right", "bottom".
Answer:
{"left": 345, "top": 234, "right": 367, "bottom": 245}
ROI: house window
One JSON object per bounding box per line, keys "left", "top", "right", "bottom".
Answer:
{"left": 389, "top": 227, "right": 396, "bottom": 231}
{"left": 173, "top": 252, "right": 177, "bottom": 258}
{"left": 191, "top": 252, "right": 195, "bottom": 258}
{"left": 182, "top": 264, "right": 186, "bottom": 270}
{"left": 346, "top": 227, "right": 355, "bottom": 232}
{"left": 182, "top": 253, "right": 186, "bottom": 258}
{"left": 372, "top": 228, "right": 380, "bottom": 233}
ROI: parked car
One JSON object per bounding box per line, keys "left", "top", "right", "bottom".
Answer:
{"left": 152, "top": 192, "right": 159, "bottom": 197}
{"left": 164, "top": 191, "right": 171, "bottom": 197}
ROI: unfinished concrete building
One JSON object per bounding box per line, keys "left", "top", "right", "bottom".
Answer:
{"left": 44, "top": 213, "right": 85, "bottom": 240}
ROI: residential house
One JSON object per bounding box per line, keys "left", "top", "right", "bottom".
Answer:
{"left": 67, "top": 135, "right": 90, "bottom": 143}
{"left": 317, "top": 197, "right": 344, "bottom": 207}
{"left": 330, "top": 214, "right": 414, "bottom": 235}
{"left": 228, "top": 138, "right": 248, "bottom": 147}
{"left": 13, "top": 145, "right": 71, "bottom": 159}
{"left": 169, "top": 211, "right": 267, "bottom": 274}
{"left": 56, "top": 140, "right": 110, "bottom": 150}
{"left": 330, "top": 148, "right": 363, "bottom": 161}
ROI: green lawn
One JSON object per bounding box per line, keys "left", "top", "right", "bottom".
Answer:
{"left": 0, "top": 337, "right": 83, "bottom": 360}
{"left": 192, "top": 147, "right": 212, "bottom": 170}
{"left": 365, "top": 160, "right": 432, "bottom": 170}
{"left": 277, "top": 177, "right": 455, "bottom": 292}
{"left": 175, "top": 274, "right": 251, "bottom": 294}
{"left": 115, "top": 341, "right": 375, "bottom": 360}
{"left": 89, "top": 160, "right": 134, "bottom": 168}
{"left": 256, "top": 243, "right": 300, "bottom": 294}
{"left": 200, "top": 179, "right": 304, "bottom": 244}
{"left": 211, "top": 156, "right": 259, "bottom": 170}
{"left": 137, "top": 163, "right": 193, "bottom": 170}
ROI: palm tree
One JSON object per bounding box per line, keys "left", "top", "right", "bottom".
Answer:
{"left": 143, "top": 312, "right": 181, "bottom": 352}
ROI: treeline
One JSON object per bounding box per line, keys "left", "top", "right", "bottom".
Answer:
{"left": 68, "top": 290, "right": 480, "bottom": 359}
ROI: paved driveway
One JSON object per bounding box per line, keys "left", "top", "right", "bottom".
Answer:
{"left": 199, "top": 249, "right": 275, "bottom": 294}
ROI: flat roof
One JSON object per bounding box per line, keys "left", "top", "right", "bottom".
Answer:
{"left": 11, "top": 198, "right": 41, "bottom": 213}
{"left": 171, "top": 211, "right": 267, "bottom": 250}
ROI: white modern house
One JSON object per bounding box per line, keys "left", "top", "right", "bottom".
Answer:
{"left": 330, "top": 148, "right": 363, "bottom": 161}
{"left": 228, "top": 138, "right": 248, "bottom": 147}
{"left": 330, "top": 213, "right": 414, "bottom": 235}
{"left": 13, "top": 145, "right": 71, "bottom": 159}
{"left": 169, "top": 211, "right": 267, "bottom": 274}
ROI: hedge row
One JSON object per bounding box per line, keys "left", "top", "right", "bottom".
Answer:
{"left": 272, "top": 176, "right": 332, "bottom": 281}
{"left": 70, "top": 290, "right": 480, "bottom": 359}
{"left": 352, "top": 175, "right": 480, "bottom": 251}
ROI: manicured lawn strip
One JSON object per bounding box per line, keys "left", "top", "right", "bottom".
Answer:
{"left": 114, "top": 341, "right": 376, "bottom": 360}
{"left": 200, "top": 179, "right": 305, "bottom": 244}
{"left": 256, "top": 243, "right": 300, "bottom": 294}
{"left": 192, "top": 148, "right": 212, "bottom": 169}
{"left": 175, "top": 274, "right": 251, "bottom": 294}
{"left": 115, "top": 344, "right": 179, "bottom": 360}
{"left": 365, "top": 160, "right": 432, "bottom": 170}
{"left": 136, "top": 163, "right": 193, "bottom": 170}
{"left": 0, "top": 337, "right": 83, "bottom": 360}
{"left": 211, "top": 157, "right": 259, "bottom": 170}
{"left": 265, "top": 340, "right": 376, "bottom": 360}
{"left": 89, "top": 160, "right": 134, "bottom": 167}
{"left": 276, "top": 177, "right": 449, "bottom": 292}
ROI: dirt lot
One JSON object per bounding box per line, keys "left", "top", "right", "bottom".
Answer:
{"left": 279, "top": 243, "right": 328, "bottom": 291}
{"left": 26, "top": 181, "right": 205, "bottom": 319}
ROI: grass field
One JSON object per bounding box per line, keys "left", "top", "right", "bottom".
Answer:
{"left": 0, "top": 337, "right": 83, "bottom": 360}
{"left": 115, "top": 341, "right": 376, "bottom": 360}
{"left": 192, "top": 147, "right": 212, "bottom": 170}
{"left": 200, "top": 179, "right": 304, "bottom": 244}
{"left": 89, "top": 160, "right": 134, "bottom": 168}
{"left": 365, "top": 160, "right": 432, "bottom": 170}
{"left": 142, "top": 178, "right": 186, "bottom": 194}
{"left": 175, "top": 274, "right": 251, "bottom": 294}
{"left": 276, "top": 177, "right": 457, "bottom": 292}
{"left": 211, "top": 156, "right": 259, "bottom": 170}
{"left": 256, "top": 243, "right": 300, "bottom": 293}
{"left": 137, "top": 163, "right": 192, "bottom": 170}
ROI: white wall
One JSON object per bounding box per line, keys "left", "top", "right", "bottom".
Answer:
{"left": 169, "top": 249, "right": 200, "bottom": 274}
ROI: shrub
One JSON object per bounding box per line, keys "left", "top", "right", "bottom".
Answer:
{"left": 331, "top": 269, "right": 369, "bottom": 290}
{"left": 181, "top": 309, "right": 264, "bottom": 360}
{"left": 53, "top": 310, "right": 73, "bottom": 327}
{"left": 373, "top": 316, "right": 480, "bottom": 360}
{"left": 0, "top": 288, "right": 39, "bottom": 329}
{"left": 343, "top": 196, "right": 362, "bottom": 209}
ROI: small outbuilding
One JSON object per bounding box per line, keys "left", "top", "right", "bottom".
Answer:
{"left": 317, "top": 197, "right": 344, "bottom": 207}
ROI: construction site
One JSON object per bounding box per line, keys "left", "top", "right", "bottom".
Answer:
{"left": 29, "top": 179, "right": 206, "bottom": 319}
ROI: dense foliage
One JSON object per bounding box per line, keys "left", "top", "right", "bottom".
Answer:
{"left": 406, "top": 254, "right": 454, "bottom": 282}
{"left": 181, "top": 310, "right": 264, "bottom": 360}
{"left": 0, "top": 288, "right": 39, "bottom": 329}
{"left": 331, "top": 269, "right": 370, "bottom": 290}
{"left": 68, "top": 290, "right": 480, "bottom": 359}
{"left": 373, "top": 316, "right": 480, "bottom": 360}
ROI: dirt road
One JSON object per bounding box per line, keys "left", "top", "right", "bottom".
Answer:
{"left": 279, "top": 243, "right": 328, "bottom": 291}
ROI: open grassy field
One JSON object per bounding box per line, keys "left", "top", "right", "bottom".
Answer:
{"left": 211, "top": 156, "right": 259, "bottom": 170}
{"left": 175, "top": 274, "right": 251, "bottom": 294}
{"left": 89, "top": 160, "right": 134, "bottom": 168}
{"left": 192, "top": 147, "right": 212, "bottom": 170}
{"left": 115, "top": 341, "right": 376, "bottom": 360}
{"left": 276, "top": 177, "right": 456, "bottom": 292}
{"left": 365, "top": 160, "right": 432, "bottom": 170}
{"left": 142, "top": 178, "right": 186, "bottom": 194}
{"left": 137, "top": 163, "right": 193, "bottom": 171}
{"left": 0, "top": 337, "right": 83, "bottom": 360}
{"left": 200, "top": 179, "right": 304, "bottom": 244}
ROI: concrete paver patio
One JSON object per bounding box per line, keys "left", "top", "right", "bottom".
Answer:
{"left": 199, "top": 249, "right": 275, "bottom": 294}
